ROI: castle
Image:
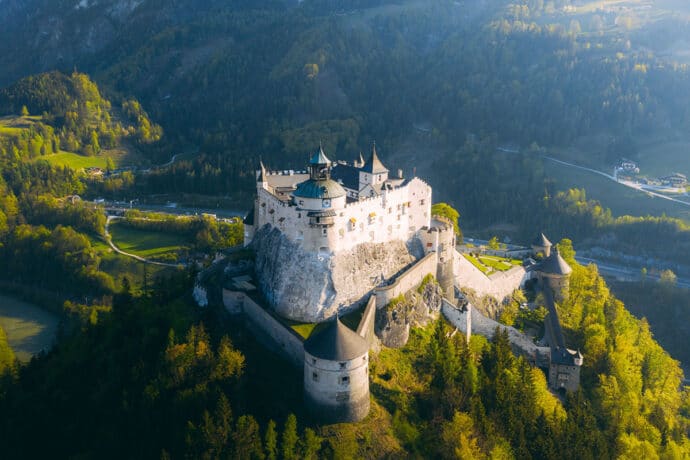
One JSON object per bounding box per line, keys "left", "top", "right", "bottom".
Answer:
{"left": 243, "top": 145, "right": 454, "bottom": 323}
{"left": 244, "top": 144, "right": 432, "bottom": 255}
{"left": 218, "top": 147, "right": 582, "bottom": 424}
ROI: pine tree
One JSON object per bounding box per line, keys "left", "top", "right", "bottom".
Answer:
{"left": 300, "top": 428, "right": 322, "bottom": 460}
{"left": 264, "top": 420, "right": 278, "bottom": 460}
{"left": 281, "top": 414, "right": 298, "bottom": 460}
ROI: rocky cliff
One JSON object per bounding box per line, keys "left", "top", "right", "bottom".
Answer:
{"left": 375, "top": 279, "right": 444, "bottom": 348}
{"left": 251, "top": 225, "right": 416, "bottom": 322}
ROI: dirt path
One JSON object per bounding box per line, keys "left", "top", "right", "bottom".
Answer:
{"left": 104, "top": 216, "right": 183, "bottom": 268}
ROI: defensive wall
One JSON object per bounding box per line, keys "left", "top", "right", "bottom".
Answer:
{"left": 356, "top": 295, "right": 377, "bottom": 346}
{"left": 374, "top": 252, "right": 438, "bottom": 308}
{"left": 453, "top": 250, "right": 526, "bottom": 302}
{"left": 441, "top": 300, "right": 550, "bottom": 368}
{"left": 223, "top": 289, "right": 305, "bottom": 368}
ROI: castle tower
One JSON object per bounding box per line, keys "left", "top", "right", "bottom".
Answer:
{"left": 536, "top": 247, "right": 572, "bottom": 302}
{"left": 531, "top": 233, "right": 552, "bottom": 258}
{"left": 359, "top": 143, "right": 389, "bottom": 189}
{"left": 303, "top": 317, "right": 370, "bottom": 423}
{"left": 293, "top": 147, "right": 347, "bottom": 212}
{"left": 418, "top": 217, "right": 456, "bottom": 299}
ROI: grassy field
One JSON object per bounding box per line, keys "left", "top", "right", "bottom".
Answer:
{"left": 636, "top": 140, "right": 690, "bottom": 178}
{"left": 463, "top": 254, "right": 520, "bottom": 276}
{"left": 0, "top": 294, "right": 59, "bottom": 362}
{"left": 90, "top": 235, "right": 179, "bottom": 292}
{"left": 0, "top": 115, "right": 142, "bottom": 170}
{"left": 108, "top": 222, "right": 191, "bottom": 261}
{"left": 40, "top": 151, "right": 110, "bottom": 169}
{"left": 544, "top": 159, "right": 690, "bottom": 221}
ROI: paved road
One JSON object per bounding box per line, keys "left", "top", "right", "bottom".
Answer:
{"left": 542, "top": 155, "right": 690, "bottom": 207}
{"left": 99, "top": 200, "right": 245, "bottom": 219}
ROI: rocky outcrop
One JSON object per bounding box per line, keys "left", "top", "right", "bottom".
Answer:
{"left": 251, "top": 225, "right": 416, "bottom": 322}
{"left": 375, "top": 280, "right": 444, "bottom": 348}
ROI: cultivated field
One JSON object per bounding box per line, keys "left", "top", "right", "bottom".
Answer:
{"left": 0, "top": 294, "right": 59, "bottom": 362}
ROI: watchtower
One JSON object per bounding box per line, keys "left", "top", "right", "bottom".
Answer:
{"left": 536, "top": 247, "right": 572, "bottom": 302}
{"left": 303, "top": 317, "right": 370, "bottom": 423}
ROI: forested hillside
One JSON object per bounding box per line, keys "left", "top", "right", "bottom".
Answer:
{"left": 0, "top": 1, "right": 689, "bottom": 457}
{"left": 3, "top": 0, "right": 690, "bottom": 199}
{"left": 0, "top": 243, "right": 688, "bottom": 458}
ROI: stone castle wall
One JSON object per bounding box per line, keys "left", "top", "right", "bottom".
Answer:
{"left": 356, "top": 296, "right": 378, "bottom": 348}
{"left": 304, "top": 350, "right": 370, "bottom": 423}
{"left": 252, "top": 177, "right": 431, "bottom": 254}
{"left": 224, "top": 289, "right": 305, "bottom": 368}
{"left": 374, "top": 252, "right": 438, "bottom": 309}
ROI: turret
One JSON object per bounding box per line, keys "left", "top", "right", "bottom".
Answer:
{"left": 536, "top": 247, "right": 572, "bottom": 302}
{"left": 303, "top": 317, "right": 370, "bottom": 423}
{"left": 531, "top": 233, "right": 552, "bottom": 258}
{"left": 293, "top": 146, "right": 347, "bottom": 212}
{"left": 359, "top": 142, "right": 389, "bottom": 188}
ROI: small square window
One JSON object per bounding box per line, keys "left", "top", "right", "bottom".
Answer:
{"left": 312, "top": 372, "right": 319, "bottom": 382}
{"left": 339, "top": 362, "right": 346, "bottom": 369}
{"left": 340, "top": 376, "right": 350, "bottom": 385}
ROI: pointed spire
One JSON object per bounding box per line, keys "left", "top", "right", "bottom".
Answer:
{"left": 361, "top": 141, "right": 388, "bottom": 174}
{"left": 258, "top": 159, "right": 267, "bottom": 182}
{"left": 310, "top": 145, "right": 332, "bottom": 165}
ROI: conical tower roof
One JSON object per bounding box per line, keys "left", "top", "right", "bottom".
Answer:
{"left": 257, "top": 160, "right": 267, "bottom": 182}
{"left": 538, "top": 248, "right": 572, "bottom": 276}
{"left": 310, "top": 145, "right": 332, "bottom": 166}
{"left": 361, "top": 143, "right": 388, "bottom": 174}
{"left": 532, "top": 232, "right": 552, "bottom": 248}
{"left": 304, "top": 317, "right": 368, "bottom": 361}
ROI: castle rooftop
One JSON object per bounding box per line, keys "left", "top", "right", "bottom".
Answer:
{"left": 532, "top": 233, "right": 552, "bottom": 248}
{"left": 361, "top": 144, "right": 388, "bottom": 174}
{"left": 304, "top": 317, "right": 368, "bottom": 361}
{"left": 293, "top": 178, "right": 346, "bottom": 200}
{"left": 538, "top": 248, "right": 572, "bottom": 276}
{"left": 310, "top": 146, "right": 332, "bottom": 165}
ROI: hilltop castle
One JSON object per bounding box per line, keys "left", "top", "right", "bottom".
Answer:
{"left": 214, "top": 147, "right": 582, "bottom": 424}
{"left": 244, "top": 145, "right": 454, "bottom": 322}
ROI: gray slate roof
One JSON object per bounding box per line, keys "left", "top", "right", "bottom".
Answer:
{"left": 538, "top": 249, "right": 572, "bottom": 275}
{"left": 331, "top": 163, "right": 360, "bottom": 191}
{"left": 532, "top": 233, "right": 552, "bottom": 248}
{"left": 293, "top": 178, "right": 346, "bottom": 199}
{"left": 304, "top": 317, "right": 369, "bottom": 361}
{"left": 361, "top": 145, "right": 388, "bottom": 174}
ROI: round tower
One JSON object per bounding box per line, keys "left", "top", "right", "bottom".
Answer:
{"left": 292, "top": 147, "right": 347, "bottom": 253}
{"left": 536, "top": 247, "right": 572, "bottom": 302}
{"left": 434, "top": 217, "right": 456, "bottom": 299}
{"left": 418, "top": 217, "right": 456, "bottom": 299}
{"left": 531, "top": 233, "right": 552, "bottom": 258}
{"left": 303, "top": 317, "right": 370, "bottom": 423}
{"left": 292, "top": 146, "right": 347, "bottom": 212}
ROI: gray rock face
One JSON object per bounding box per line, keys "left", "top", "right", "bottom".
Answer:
{"left": 375, "top": 281, "right": 443, "bottom": 348}
{"left": 251, "top": 225, "right": 415, "bottom": 322}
